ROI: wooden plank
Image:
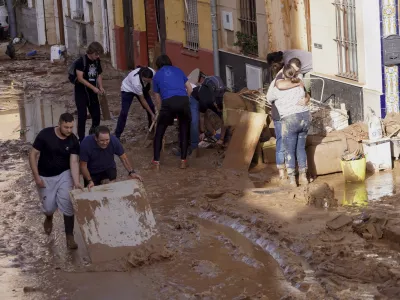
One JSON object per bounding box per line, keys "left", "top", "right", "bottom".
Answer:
{"left": 70, "top": 180, "right": 158, "bottom": 263}
{"left": 223, "top": 111, "right": 266, "bottom": 171}
{"left": 99, "top": 93, "right": 111, "bottom": 120}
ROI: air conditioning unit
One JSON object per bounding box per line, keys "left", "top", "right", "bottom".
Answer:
{"left": 222, "top": 11, "right": 233, "bottom": 31}
{"left": 0, "top": 0, "right": 8, "bottom": 28}
{"left": 246, "top": 64, "right": 263, "bottom": 91}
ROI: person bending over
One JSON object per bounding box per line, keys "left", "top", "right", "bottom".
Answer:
{"left": 115, "top": 66, "right": 156, "bottom": 139}
{"left": 151, "top": 55, "right": 192, "bottom": 170}
{"left": 80, "top": 126, "right": 142, "bottom": 189}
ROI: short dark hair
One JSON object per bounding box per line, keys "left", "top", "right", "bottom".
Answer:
{"left": 141, "top": 67, "right": 154, "bottom": 79}
{"left": 288, "top": 58, "right": 302, "bottom": 69}
{"left": 87, "top": 42, "right": 104, "bottom": 55}
{"left": 267, "top": 51, "right": 283, "bottom": 65}
{"left": 59, "top": 113, "right": 74, "bottom": 124}
{"left": 155, "top": 54, "right": 172, "bottom": 70}
{"left": 94, "top": 126, "right": 110, "bottom": 138}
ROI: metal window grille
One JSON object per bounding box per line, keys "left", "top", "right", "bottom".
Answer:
{"left": 239, "top": 0, "right": 257, "bottom": 37}
{"left": 333, "top": 0, "right": 358, "bottom": 81}
{"left": 184, "top": 0, "right": 199, "bottom": 51}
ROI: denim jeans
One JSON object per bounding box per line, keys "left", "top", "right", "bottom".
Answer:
{"left": 282, "top": 111, "right": 311, "bottom": 175}
{"left": 115, "top": 91, "right": 155, "bottom": 138}
{"left": 190, "top": 96, "right": 200, "bottom": 149}
{"left": 273, "top": 119, "right": 285, "bottom": 169}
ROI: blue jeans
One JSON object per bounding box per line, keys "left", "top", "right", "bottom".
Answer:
{"left": 115, "top": 91, "right": 155, "bottom": 138}
{"left": 190, "top": 96, "right": 199, "bottom": 149}
{"left": 282, "top": 111, "right": 311, "bottom": 175}
{"left": 273, "top": 120, "right": 285, "bottom": 169}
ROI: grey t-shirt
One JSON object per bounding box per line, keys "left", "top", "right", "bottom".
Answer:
{"left": 283, "top": 50, "right": 313, "bottom": 74}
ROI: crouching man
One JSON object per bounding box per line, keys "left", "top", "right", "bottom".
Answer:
{"left": 79, "top": 126, "right": 142, "bottom": 189}
{"left": 29, "top": 113, "right": 82, "bottom": 250}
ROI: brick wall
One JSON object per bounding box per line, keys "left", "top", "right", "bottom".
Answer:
{"left": 145, "top": 0, "right": 158, "bottom": 49}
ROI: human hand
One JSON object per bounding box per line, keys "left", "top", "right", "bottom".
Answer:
{"left": 129, "top": 173, "right": 143, "bottom": 182}
{"left": 99, "top": 87, "right": 105, "bottom": 95}
{"left": 35, "top": 177, "right": 45, "bottom": 188}
{"left": 87, "top": 180, "right": 94, "bottom": 191}
{"left": 93, "top": 87, "right": 101, "bottom": 94}
{"left": 73, "top": 182, "right": 84, "bottom": 191}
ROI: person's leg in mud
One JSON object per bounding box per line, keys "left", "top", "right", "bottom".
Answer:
{"left": 283, "top": 114, "right": 299, "bottom": 187}
{"left": 190, "top": 96, "right": 200, "bottom": 151}
{"left": 296, "top": 111, "right": 311, "bottom": 185}
{"left": 87, "top": 91, "right": 101, "bottom": 135}
{"left": 274, "top": 119, "right": 286, "bottom": 179}
{"left": 172, "top": 96, "right": 198, "bottom": 157}
{"left": 115, "top": 92, "right": 135, "bottom": 139}
{"left": 176, "top": 97, "right": 191, "bottom": 169}
{"left": 153, "top": 102, "right": 171, "bottom": 169}
{"left": 37, "top": 176, "right": 57, "bottom": 235}
{"left": 74, "top": 86, "right": 89, "bottom": 142}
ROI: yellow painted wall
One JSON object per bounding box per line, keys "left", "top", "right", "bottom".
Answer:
{"left": 165, "top": 0, "right": 212, "bottom": 50}
{"left": 115, "top": 0, "right": 124, "bottom": 27}
{"left": 165, "top": 0, "right": 185, "bottom": 43}
{"left": 133, "top": 0, "right": 146, "bottom": 31}
{"left": 198, "top": 0, "right": 212, "bottom": 50}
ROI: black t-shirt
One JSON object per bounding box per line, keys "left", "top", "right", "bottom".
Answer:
{"left": 75, "top": 55, "right": 103, "bottom": 88}
{"left": 192, "top": 85, "right": 223, "bottom": 117}
{"left": 33, "top": 127, "right": 80, "bottom": 177}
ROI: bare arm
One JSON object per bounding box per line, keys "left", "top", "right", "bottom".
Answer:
{"left": 79, "top": 161, "right": 92, "bottom": 182}
{"left": 29, "top": 148, "right": 44, "bottom": 187}
{"left": 185, "top": 81, "right": 193, "bottom": 97}
{"left": 77, "top": 70, "right": 99, "bottom": 93}
{"left": 138, "top": 94, "right": 156, "bottom": 119}
{"left": 275, "top": 79, "right": 302, "bottom": 91}
{"left": 70, "top": 154, "right": 82, "bottom": 189}
{"left": 119, "top": 153, "right": 142, "bottom": 181}
{"left": 97, "top": 74, "right": 104, "bottom": 90}
{"left": 154, "top": 92, "right": 162, "bottom": 112}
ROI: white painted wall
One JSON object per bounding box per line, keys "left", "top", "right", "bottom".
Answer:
{"left": 309, "top": 0, "right": 338, "bottom": 77}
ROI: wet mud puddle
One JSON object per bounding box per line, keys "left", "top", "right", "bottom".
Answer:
{"left": 58, "top": 216, "right": 296, "bottom": 300}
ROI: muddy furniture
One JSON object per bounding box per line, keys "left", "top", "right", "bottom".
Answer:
{"left": 222, "top": 90, "right": 268, "bottom": 170}
{"left": 306, "top": 134, "right": 348, "bottom": 176}
{"left": 70, "top": 180, "right": 159, "bottom": 263}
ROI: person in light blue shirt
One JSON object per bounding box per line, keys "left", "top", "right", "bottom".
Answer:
{"left": 151, "top": 55, "right": 193, "bottom": 170}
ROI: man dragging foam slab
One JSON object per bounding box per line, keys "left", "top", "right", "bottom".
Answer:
{"left": 29, "top": 113, "right": 82, "bottom": 249}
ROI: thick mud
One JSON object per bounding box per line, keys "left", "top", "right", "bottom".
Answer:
{"left": 1, "top": 44, "right": 400, "bottom": 299}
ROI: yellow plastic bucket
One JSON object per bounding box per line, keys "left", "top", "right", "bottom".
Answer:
{"left": 340, "top": 157, "right": 366, "bottom": 182}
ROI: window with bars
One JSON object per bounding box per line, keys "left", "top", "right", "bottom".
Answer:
{"left": 184, "top": 0, "right": 199, "bottom": 51}
{"left": 333, "top": 0, "right": 358, "bottom": 81}
{"left": 238, "top": 0, "right": 258, "bottom": 55}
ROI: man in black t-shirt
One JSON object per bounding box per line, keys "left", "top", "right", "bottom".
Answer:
{"left": 29, "top": 113, "right": 82, "bottom": 250}
{"left": 74, "top": 41, "right": 105, "bottom": 142}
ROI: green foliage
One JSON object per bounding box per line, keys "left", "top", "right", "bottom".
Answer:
{"left": 234, "top": 31, "right": 258, "bottom": 56}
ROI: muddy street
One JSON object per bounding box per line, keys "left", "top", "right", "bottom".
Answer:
{"left": 1, "top": 47, "right": 400, "bottom": 299}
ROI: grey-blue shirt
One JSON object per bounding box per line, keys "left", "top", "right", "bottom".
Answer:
{"left": 80, "top": 135, "right": 124, "bottom": 174}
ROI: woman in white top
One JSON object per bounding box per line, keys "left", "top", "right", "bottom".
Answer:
{"left": 270, "top": 64, "right": 311, "bottom": 186}
{"left": 115, "top": 67, "right": 156, "bottom": 139}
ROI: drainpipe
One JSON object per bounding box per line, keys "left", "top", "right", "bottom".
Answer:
{"left": 6, "top": 0, "right": 17, "bottom": 38}
{"left": 210, "top": 0, "right": 219, "bottom": 76}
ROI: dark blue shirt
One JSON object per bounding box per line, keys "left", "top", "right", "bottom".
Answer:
{"left": 152, "top": 66, "right": 188, "bottom": 100}
{"left": 80, "top": 135, "right": 124, "bottom": 174}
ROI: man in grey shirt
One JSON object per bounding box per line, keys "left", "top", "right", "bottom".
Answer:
{"left": 267, "top": 50, "right": 313, "bottom": 92}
